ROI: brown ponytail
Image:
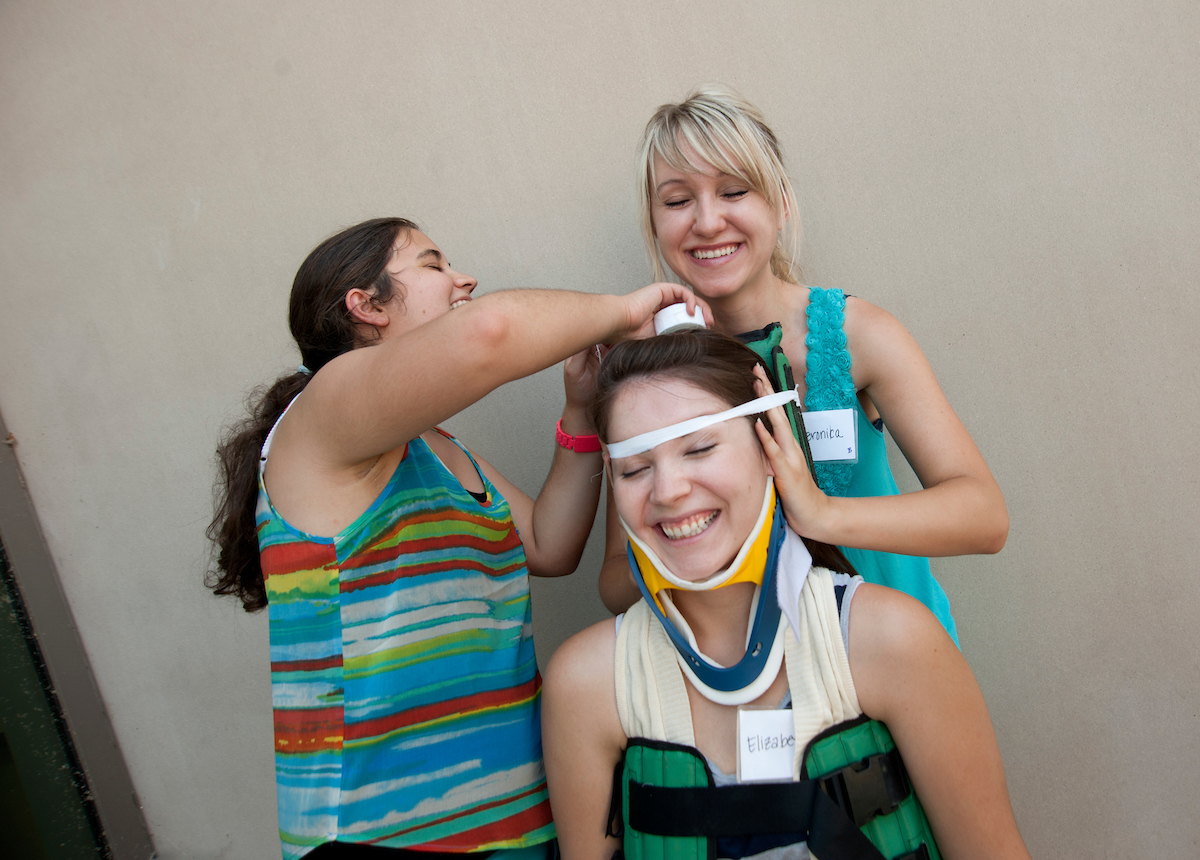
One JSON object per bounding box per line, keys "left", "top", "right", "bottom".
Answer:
{"left": 206, "top": 217, "right": 417, "bottom": 611}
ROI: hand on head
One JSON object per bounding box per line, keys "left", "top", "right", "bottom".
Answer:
{"left": 562, "top": 344, "right": 608, "bottom": 425}
{"left": 751, "top": 364, "right": 831, "bottom": 540}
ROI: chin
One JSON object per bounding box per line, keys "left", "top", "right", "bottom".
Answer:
{"left": 655, "top": 543, "right": 732, "bottom": 584}
{"left": 686, "top": 277, "right": 743, "bottom": 302}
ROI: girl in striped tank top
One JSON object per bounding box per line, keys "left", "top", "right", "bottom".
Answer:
{"left": 209, "top": 218, "right": 710, "bottom": 860}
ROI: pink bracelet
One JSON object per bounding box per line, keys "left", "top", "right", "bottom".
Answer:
{"left": 555, "top": 419, "right": 602, "bottom": 453}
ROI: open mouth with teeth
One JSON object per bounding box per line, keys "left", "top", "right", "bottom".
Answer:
{"left": 450, "top": 299, "right": 470, "bottom": 310}
{"left": 659, "top": 511, "right": 718, "bottom": 540}
{"left": 689, "top": 244, "right": 740, "bottom": 261}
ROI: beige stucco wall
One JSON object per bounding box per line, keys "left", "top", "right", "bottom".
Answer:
{"left": 2, "top": 1, "right": 1197, "bottom": 856}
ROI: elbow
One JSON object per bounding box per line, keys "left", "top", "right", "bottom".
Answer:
{"left": 461, "top": 300, "right": 515, "bottom": 369}
{"left": 978, "top": 494, "right": 1009, "bottom": 555}
{"left": 525, "top": 536, "right": 588, "bottom": 579}
{"left": 599, "top": 557, "right": 639, "bottom": 615}
{"left": 526, "top": 549, "right": 581, "bottom": 579}
{"left": 980, "top": 524, "right": 1008, "bottom": 555}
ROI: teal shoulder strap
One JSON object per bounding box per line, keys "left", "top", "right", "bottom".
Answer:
{"left": 804, "top": 287, "right": 856, "bottom": 496}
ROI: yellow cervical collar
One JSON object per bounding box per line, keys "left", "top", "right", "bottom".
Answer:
{"left": 626, "top": 484, "right": 776, "bottom": 613}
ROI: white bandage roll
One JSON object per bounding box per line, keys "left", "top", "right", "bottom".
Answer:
{"left": 653, "top": 303, "right": 707, "bottom": 335}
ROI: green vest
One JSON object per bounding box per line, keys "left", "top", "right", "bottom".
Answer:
{"left": 614, "top": 716, "right": 939, "bottom": 860}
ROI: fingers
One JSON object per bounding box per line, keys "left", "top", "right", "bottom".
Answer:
{"left": 654, "top": 283, "right": 713, "bottom": 327}
{"left": 563, "top": 346, "right": 590, "bottom": 376}
{"left": 752, "top": 364, "right": 772, "bottom": 397}
{"left": 755, "top": 417, "right": 780, "bottom": 456}
{"left": 676, "top": 287, "right": 714, "bottom": 327}
{"left": 622, "top": 283, "right": 714, "bottom": 340}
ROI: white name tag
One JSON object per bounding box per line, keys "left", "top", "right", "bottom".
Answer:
{"left": 801, "top": 408, "right": 858, "bottom": 463}
{"left": 736, "top": 708, "right": 795, "bottom": 783}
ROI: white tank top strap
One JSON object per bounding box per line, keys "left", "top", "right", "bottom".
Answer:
{"left": 783, "top": 566, "right": 862, "bottom": 778}
{"left": 260, "top": 393, "right": 304, "bottom": 465}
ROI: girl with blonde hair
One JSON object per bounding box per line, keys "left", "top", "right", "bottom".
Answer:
{"left": 600, "top": 87, "right": 1009, "bottom": 645}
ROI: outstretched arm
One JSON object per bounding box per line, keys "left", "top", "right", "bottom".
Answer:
{"left": 289, "top": 284, "right": 709, "bottom": 470}
{"left": 848, "top": 584, "right": 1030, "bottom": 860}
{"left": 762, "top": 298, "right": 1008, "bottom": 557}
{"left": 542, "top": 620, "right": 627, "bottom": 860}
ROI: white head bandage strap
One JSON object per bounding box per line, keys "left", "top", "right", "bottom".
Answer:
{"left": 604, "top": 387, "right": 800, "bottom": 459}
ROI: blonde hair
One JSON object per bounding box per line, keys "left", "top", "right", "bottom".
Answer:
{"left": 636, "top": 85, "right": 802, "bottom": 285}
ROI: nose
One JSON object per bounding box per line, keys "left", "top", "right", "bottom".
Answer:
{"left": 692, "top": 194, "right": 727, "bottom": 237}
{"left": 453, "top": 270, "right": 477, "bottom": 294}
{"left": 648, "top": 461, "right": 690, "bottom": 508}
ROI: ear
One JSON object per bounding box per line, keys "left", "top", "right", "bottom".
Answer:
{"left": 345, "top": 288, "right": 392, "bottom": 328}
{"left": 776, "top": 192, "right": 790, "bottom": 231}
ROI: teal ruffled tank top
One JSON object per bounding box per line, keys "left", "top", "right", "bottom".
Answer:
{"left": 804, "top": 287, "right": 959, "bottom": 645}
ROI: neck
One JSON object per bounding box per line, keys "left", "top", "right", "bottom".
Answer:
{"left": 707, "top": 272, "right": 799, "bottom": 336}
{"left": 671, "top": 583, "right": 758, "bottom": 667}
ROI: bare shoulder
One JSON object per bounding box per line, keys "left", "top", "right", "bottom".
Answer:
{"left": 847, "top": 583, "right": 966, "bottom": 720}
{"left": 544, "top": 618, "right": 618, "bottom": 701}
{"left": 850, "top": 578, "right": 933, "bottom": 630}
{"left": 848, "top": 583, "right": 950, "bottom": 661}
{"left": 542, "top": 618, "right": 625, "bottom": 764}
{"left": 843, "top": 294, "right": 921, "bottom": 364}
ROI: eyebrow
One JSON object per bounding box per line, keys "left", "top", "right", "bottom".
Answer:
{"left": 416, "top": 248, "right": 444, "bottom": 263}
{"left": 655, "top": 172, "right": 738, "bottom": 194}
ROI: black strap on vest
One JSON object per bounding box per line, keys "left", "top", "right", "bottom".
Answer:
{"left": 626, "top": 748, "right": 911, "bottom": 860}
{"left": 816, "top": 747, "right": 911, "bottom": 827}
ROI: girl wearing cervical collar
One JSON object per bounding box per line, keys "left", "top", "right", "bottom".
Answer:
{"left": 599, "top": 88, "right": 1009, "bottom": 647}
{"left": 543, "top": 331, "right": 1028, "bottom": 860}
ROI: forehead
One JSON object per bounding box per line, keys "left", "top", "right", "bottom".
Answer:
{"left": 388, "top": 230, "right": 442, "bottom": 268}
{"left": 608, "top": 377, "right": 733, "bottom": 447}
{"left": 653, "top": 154, "right": 726, "bottom": 188}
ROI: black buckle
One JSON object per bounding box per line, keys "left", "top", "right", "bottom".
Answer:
{"left": 817, "top": 748, "right": 911, "bottom": 827}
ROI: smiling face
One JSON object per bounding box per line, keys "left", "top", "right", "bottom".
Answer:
{"left": 650, "top": 154, "right": 786, "bottom": 305}
{"left": 381, "top": 230, "right": 477, "bottom": 335}
{"left": 607, "top": 376, "right": 771, "bottom": 582}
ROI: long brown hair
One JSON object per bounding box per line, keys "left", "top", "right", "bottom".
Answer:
{"left": 591, "top": 330, "right": 856, "bottom": 575}
{"left": 207, "top": 217, "right": 417, "bottom": 611}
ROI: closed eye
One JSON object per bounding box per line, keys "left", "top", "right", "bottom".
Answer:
{"left": 722, "top": 190, "right": 749, "bottom": 200}
{"left": 685, "top": 444, "right": 716, "bottom": 457}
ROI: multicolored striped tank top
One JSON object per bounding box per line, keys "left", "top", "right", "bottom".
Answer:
{"left": 257, "top": 427, "right": 554, "bottom": 859}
